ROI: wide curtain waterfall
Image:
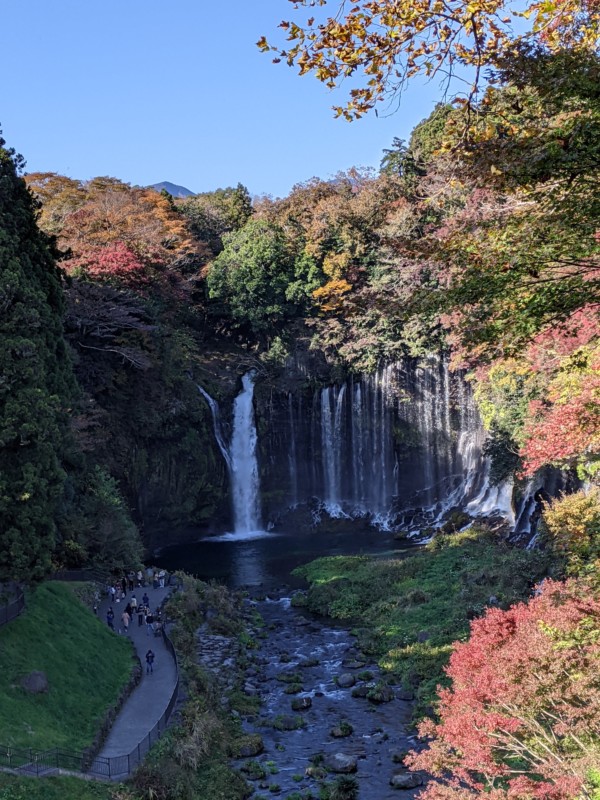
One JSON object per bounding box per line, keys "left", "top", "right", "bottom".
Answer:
{"left": 200, "top": 357, "right": 515, "bottom": 534}
{"left": 270, "top": 355, "right": 513, "bottom": 528}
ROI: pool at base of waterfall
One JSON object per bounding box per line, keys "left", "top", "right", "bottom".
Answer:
{"left": 154, "top": 527, "right": 417, "bottom": 589}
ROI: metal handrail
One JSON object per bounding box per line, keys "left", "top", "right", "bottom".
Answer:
{"left": 0, "top": 587, "right": 25, "bottom": 628}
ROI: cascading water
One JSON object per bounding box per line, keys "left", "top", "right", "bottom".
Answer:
{"left": 197, "top": 386, "right": 231, "bottom": 470}
{"left": 199, "top": 357, "right": 522, "bottom": 537}
{"left": 198, "top": 371, "right": 263, "bottom": 537}
{"left": 267, "top": 356, "right": 516, "bottom": 531}
{"left": 230, "top": 373, "right": 262, "bottom": 534}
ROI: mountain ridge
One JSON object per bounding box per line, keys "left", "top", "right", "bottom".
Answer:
{"left": 148, "top": 181, "right": 195, "bottom": 198}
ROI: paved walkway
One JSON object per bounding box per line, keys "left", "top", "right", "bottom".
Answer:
{"left": 96, "top": 583, "right": 178, "bottom": 768}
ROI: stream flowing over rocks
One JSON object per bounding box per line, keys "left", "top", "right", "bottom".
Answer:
{"left": 197, "top": 592, "right": 426, "bottom": 799}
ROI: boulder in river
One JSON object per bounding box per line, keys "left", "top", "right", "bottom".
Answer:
{"left": 324, "top": 752, "right": 358, "bottom": 774}
{"left": 342, "top": 659, "right": 367, "bottom": 669}
{"left": 331, "top": 720, "right": 354, "bottom": 738}
{"left": 273, "top": 714, "right": 306, "bottom": 731}
{"left": 390, "top": 771, "right": 424, "bottom": 789}
{"left": 234, "top": 734, "right": 264, "bottom": 757}
{"left": 291, "top": 696, "right": 312, "bottom": 711}
{"left": 336, "top": 672, "right": 356, "bottom": 688}
{"left": 367, "top": 683, "right": 395, "bottom": 704}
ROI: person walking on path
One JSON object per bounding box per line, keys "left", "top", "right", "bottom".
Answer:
{"left": 145, "top": 649, "right": 155, "bottom": 674}
{"left": 142, "top": 592, "right": 150, "bottom": 607}
{"left": 137, "top": 604, "right": 145, "bottom": 627}
{"left": 145, "top": 610, "right": 154, "bottom": 636}
{"left": 106, "top": 607, "right": 115, "bottom": 630}
{"left": 131, "top": 594, "right": 138, "bottom": 612}
{"left": 121, "top": 610, "right": 130, "bottom": 634}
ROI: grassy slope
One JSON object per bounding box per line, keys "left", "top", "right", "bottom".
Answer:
{"left": 294, "top": 528, "right": 549, "bottom": 710}
{"left": 0, "top": 582, "right": 134, "bottom": 751}
{"left": 0, "top": 775, "right": 127, "bottom": 800}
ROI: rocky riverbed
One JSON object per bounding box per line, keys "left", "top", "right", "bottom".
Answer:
{"left": 196, "top": 591, "right": 426, "bottom": 799}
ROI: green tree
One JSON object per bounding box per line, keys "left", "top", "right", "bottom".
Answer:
{"left": 0, "top": 137, "right": 75, "bottom": 581}
{"left": 182, "top": 183, "right": 253, "bottom": 256}
{"left": 58, "top": 466, "right": 143, "bottom": 572}
{"left": 381, "top": 104, "right": 452, "bottom": 186}
{"left": 206, "top": 218, "right": 297, "bottom": 336}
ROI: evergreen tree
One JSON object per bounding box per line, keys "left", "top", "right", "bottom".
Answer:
{"left": 0, "top": 136, "right": 75, "bottom": 581}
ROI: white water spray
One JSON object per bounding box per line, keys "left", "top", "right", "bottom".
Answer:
{"left": 198, "top": 372, "right": 263, "bottom": 536}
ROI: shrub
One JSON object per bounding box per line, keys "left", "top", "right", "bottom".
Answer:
{"left": 330, "top": 776, "right": 359, "bottom": 800}
{"left": 542, "top": 489, "right": 600, "bottom": 577}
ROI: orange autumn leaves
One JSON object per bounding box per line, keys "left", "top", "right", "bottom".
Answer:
{"left": 26, "top": 173, "right": 194, "bottom": 289}
{"left": 260, "top": 0, "right": 600, "bottom": 119}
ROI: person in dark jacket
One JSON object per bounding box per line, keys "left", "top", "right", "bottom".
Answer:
{"left": 145, "top": 649, "right": 155, "bottom": 674}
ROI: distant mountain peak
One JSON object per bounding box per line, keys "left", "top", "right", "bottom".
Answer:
{"left": 148, "top": 181, "right": 195, "bottom": 198}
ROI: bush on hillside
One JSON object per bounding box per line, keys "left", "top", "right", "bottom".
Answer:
{"left": 542, "top": 489, "right": 600, "bottom": 578}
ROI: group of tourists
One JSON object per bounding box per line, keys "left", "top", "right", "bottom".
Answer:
{"left": 104, "top": 567, "right": 171, "bottom": 678}
{"left": 106, "top": 608, "right": 157, "bottom": 675}
{"left": 105, "top": 592, "right": 164, "bottom": 636}
{"left": 108, "top": 568, "right": 167, "bottom": 603}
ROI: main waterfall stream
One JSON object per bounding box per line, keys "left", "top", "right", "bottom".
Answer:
{"left": 198, "top": 371, "right": 264, "bottom": 540}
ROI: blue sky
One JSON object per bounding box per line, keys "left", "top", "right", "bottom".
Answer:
{"left": 1, "top": 1, "right": 444, "bottom": 198}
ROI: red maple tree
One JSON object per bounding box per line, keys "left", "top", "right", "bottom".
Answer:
{"left": 409, "top": 578, "right": 600, "bottom": 800}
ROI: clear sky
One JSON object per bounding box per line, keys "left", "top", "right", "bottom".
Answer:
{"left": 1, "top": 1, "right": 444, "bottom": 198}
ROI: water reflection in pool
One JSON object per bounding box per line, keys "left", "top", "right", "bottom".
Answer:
{"left": 155, "top": 528, "right": 416, "bottom": 589}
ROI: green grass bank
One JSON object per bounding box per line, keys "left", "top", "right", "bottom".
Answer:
{"left": 0, "top": 775, "right": 127, "bottom": 800}
{"left": 0, "top": 582, "right": 134, "bottom": 751}
{"left": 293, "top": 528, "right": 549, "bottom": 711}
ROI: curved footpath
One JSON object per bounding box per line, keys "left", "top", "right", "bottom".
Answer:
{"left": 96, "top": 584, "right": 177, "bottom": 777}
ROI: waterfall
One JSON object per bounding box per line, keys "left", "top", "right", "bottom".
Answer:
{"left": 275, "top": 357, "right": 518, "bottom": 531}
{"left": 230, "top": 373, "right": 262, "bottom": 533}
{"left": 320, "top": 386, "right": 349, "bottom": 516}
{"left": 197, "top": 386, "right": 232, "bottom": 470}
{"left": 199, "top": 357, "right": 524, "bottom": 536}
{"left": 288, "top": 393, "right": 299, "bottom": 506}
{"left": 198, "top": 372, "right": 263, "bottom": 536}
